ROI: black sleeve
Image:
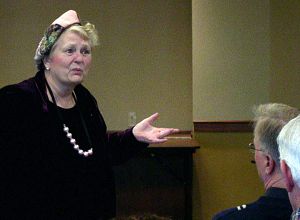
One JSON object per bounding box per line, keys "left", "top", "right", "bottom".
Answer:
{"left": 78, "top": 85, "right": 149, "bottom": 166}
{"left": 106, "top": 127, "right": 148, "bottom": 165}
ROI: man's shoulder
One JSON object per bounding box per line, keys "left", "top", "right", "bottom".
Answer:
{"left": 212, "top": 194, "right": 292, "bottom": 220}
{"left": 212, "top": 203, "right": 259, "bottom": 220}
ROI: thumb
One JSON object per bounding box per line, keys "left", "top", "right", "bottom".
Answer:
{"left": 145, "top": 113, "right": 159, "bottom": 124}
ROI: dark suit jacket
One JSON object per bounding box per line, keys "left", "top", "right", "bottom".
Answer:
{"left": 212, "top": 187, "right": 292, "bottom": 220}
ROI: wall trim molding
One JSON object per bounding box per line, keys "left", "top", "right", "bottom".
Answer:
{"left": 193, "top": 121, "right": 253, "bottom": 132}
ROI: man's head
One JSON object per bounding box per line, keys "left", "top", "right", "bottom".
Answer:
{"left": 278, "top": 115, "right": 300, "bottom": 209}
{"left": 252, "top": 103, "right": 299, "bottom": 188}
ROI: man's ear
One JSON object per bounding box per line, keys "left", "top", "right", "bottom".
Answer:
{"left": 280, "top": 160, "right": 294, "bottom": 192}
{"left": 265, "top": 154, "right": 275, "bottom": 175}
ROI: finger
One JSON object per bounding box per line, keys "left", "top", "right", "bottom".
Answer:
{"left": 151, "top": 138, "right": 168, "bottom": 144}
{"left": 145, "top": 112, "right": 159, "bottom": 124}
{"left": 171, "top": 128, "right": 180, "bottom": 134}
{"left": 158, "top": 128, "right": 179, "bottom": 138}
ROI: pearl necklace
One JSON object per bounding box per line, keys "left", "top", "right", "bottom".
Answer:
{"left": 45, "top": 79, "right": 93, "bottom": 157}
{"left": 63, "top": 124, "right": 93, "bottom": 157}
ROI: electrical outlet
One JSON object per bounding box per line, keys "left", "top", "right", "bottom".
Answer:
{"left": 128, "top": 112, "right": 137, "bottom": 127}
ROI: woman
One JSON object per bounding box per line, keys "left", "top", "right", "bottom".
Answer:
{"left": 0, "top": 10, "right": 178, "bottom": 219}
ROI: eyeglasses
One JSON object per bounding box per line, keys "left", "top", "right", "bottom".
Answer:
{"left": 248, "top": 143, "right": 264, "bottom": 154}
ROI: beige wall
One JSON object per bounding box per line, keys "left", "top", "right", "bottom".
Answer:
{"left": 0, "top": 0, "right": 192, "bottom": 130}
{"left": 192, "top": 0, "right": 270, "bottom": 121}
{"left": 270, "top": 1, "right": 300, "bottom": 108}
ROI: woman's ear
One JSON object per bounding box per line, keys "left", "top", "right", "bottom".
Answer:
{"left": 43, "top": 56, "right": 50, "bottom": 70}
{"left": 280, "top": 160, "right": 294, "bottom": 192}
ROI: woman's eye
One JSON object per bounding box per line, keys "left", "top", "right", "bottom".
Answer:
{"left": 65, "top": 48, "right": 74, "bottom": 54}
{"left": 82, "top": 49, "right": 91, "bottom": 55}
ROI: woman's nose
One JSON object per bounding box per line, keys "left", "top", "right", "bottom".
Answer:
{"left": 74, "top": 52, "right": 84, "bottom": 63}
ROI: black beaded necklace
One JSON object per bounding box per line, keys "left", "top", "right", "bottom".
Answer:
{"left": 45, "top": 79, "right": 93, "bottom": 157}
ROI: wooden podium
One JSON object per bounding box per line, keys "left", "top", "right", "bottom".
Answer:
{"left": 114, "top": 133, "right": 200, "bottom": 220}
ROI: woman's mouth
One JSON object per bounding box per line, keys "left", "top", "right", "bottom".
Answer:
{"left": 72, "top": 68, "right": 83, "bottom": 74}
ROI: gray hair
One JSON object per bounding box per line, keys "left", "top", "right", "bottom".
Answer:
{"left": 253, "top": 103, "right": 299, "bottom": 166}
{"left": 278, "top": 115, "right": 300, "bottom": 186}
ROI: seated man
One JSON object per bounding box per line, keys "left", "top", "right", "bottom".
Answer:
{"left": 213, "top": 103, "right": 299, "bottom": 220}
{"left": 277, "top": 114, "right": 300, "bottom": 220}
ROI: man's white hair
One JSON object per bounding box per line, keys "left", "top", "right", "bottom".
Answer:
{"left": 278, "top": 115, "right": 300, "bottom": 186}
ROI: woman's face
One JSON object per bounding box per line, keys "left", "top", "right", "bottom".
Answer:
{"left": 44, "top": 30, "right": 92, "bottom": 88}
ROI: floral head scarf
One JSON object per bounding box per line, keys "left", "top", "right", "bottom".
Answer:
{"left": 34, "top": 10, "right": 80, "bottom": 70}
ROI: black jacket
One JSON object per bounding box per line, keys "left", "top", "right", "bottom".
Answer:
{"left": 0, "top": 71, "right": 148, "bottom": 220}
{"left": 212, "top": 187, "right": 292, "bottom": 220}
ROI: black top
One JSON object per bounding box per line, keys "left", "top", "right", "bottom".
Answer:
{"left": 212, "top": 187, "right": 293, "bottom": 220}
{"left": 0, "top": 71, "right": 148, "bottom": 220}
